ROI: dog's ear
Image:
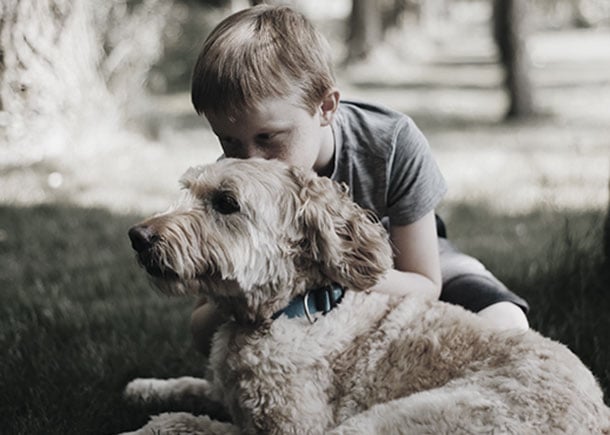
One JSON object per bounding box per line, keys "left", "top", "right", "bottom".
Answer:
{"left": 290, "top": 167, "right": 393, "bottom": 291}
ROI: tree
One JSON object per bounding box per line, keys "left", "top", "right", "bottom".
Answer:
{"left": 492, "top": 0, "right": 537, "bottom": 119}
{"left": 603, "top": 172, "right": 610, "bottom": 266}
{"left": 570, "top": 0, "right": 610, "bottom": 28}
{"left": 346, "top": 0, "right": 383, "bottom": 63}
{"left": 415, "top": 0, "right": 450, "bottom": 37}
{"left": 0, "top": 0, "right": 171, "bottom": 164}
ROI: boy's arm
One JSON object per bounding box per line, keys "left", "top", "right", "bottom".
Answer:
{"left": 368, "top": 210, "right": 442, "bottom": 300}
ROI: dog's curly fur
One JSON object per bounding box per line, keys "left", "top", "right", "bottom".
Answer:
{"left": 124, "top": 158, "right": 610, "bottom": 434}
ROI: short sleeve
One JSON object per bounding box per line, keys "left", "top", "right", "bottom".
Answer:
{"left": 386, "top": 117, "right": 447, "bottom": 226}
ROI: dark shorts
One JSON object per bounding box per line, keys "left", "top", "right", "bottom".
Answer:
{"left": 436, "top": 215, "right": 529, "bottom": 314}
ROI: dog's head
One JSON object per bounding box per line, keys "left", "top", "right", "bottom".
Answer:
{"left": 128, "top": 158, "right": 392, "bottom": 325}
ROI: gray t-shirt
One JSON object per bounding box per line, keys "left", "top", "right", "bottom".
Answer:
{"left": 330, "top": 100, "right": 447, "bottom": 226}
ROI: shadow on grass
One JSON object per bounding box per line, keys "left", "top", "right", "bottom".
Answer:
{"left": 0, "top": 203, "right": 607, "bottom": 433}
{"left": 0, "top": 204, "right": 207, "bottom": 434}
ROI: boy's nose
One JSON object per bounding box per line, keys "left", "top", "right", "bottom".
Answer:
{"left": 223, "top": 142, "right": 264, "bottom": 160}
{"left": 241, "top": 142, "right": 266, "bottom": 159}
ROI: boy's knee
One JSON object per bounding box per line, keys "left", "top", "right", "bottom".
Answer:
{"left": 477, "top": 301, "right": 529, "bottom": 331}
{"left": 441, "top": 272, "right": 529, "bottom": 318}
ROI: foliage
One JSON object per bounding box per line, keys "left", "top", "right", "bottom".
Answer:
{"left": 0, "top": 203, "right": 607, "bottom": 433}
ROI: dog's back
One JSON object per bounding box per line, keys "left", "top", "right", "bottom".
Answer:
{"left": 207, "top": 291, "right": 610, "bottom": 434}
{"left": 332, "top": 293, "right": 608, "bottom": 433}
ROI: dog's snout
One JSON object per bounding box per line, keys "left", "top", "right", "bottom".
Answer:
{"left": 128, "top": 225, "right": 158, "bottom": 253}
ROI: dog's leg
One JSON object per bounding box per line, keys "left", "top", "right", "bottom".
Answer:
{"left": 119, "top": 412, "right": 240, "bottom": 435}
{"left": 124, "top": 376, "right": 213, "bottom": 403}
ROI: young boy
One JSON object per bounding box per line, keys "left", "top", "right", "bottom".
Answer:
{"left": 189, "top": 5, "right": 529, "bottom": 355}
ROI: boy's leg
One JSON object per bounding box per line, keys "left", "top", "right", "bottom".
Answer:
{"left": 191, "top": 299, "right": 226, "bottom": 356}
{"left": 436, "top": 219, "right": 529, "bottom": 330}
{"left": 477, "top": 302, "right": 529, "bottom": 331}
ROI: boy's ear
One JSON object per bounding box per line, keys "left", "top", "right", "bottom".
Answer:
{"left": 319, "top": 89, "right": 340, "bottom": 126}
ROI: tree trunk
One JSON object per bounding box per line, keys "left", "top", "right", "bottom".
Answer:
{"left": 603, "top": 172, "right": 610, "bottom": 266}
{"left": 0, "top": 0, "right": 170, "bottom": 164}
{"left": 1, "top": 0, "right": 108, "bottom": 161}
{"left": 346, "top": 0, "right": 383, "bottom": 63}
{"left": 418, "top": 0, "right": 450, "bottom": 37}
{"left": 492, "top": 0, "right": 536, "bottom": 120}
{"left": 570, "top": 0, "right": 610, "bottom": 28}
{"left": 571, "top": 0, "right": 593, "bottom": 28}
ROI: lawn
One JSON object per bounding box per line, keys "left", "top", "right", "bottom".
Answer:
{"left": 0, "top": 202, "right": 607, "bottom": 434}
{"left": 0, "top": 205, "right": 205, "bottom": 434}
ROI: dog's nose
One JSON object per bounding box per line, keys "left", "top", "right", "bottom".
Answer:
{"left": 128, "top": 225, "right": 158, "bottom": 252}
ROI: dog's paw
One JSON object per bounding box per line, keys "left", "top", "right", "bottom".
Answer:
{"left": 124, "top": 378, "right": 168, "bottom": 403}
{"left": 121, "top": 412, "right": 239, "bottom": 435}
{"left": 124, "top": 376, "right": 213, "bottom": 403}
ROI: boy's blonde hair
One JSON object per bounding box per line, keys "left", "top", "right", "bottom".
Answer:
{"left": 191, "top": 5, "right": 335, "bottom": 119}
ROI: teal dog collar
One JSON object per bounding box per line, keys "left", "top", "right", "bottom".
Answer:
{"left": 272, "top": 284, "right": 345, "bottom": 323}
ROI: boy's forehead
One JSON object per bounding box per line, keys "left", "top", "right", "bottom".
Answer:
{"left": 205, "top": 96, "right": 307, "bottom": 131}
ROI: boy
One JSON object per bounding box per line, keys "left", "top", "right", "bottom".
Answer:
{"left": 189, "top": 5, "right": 529, "bottom": 355}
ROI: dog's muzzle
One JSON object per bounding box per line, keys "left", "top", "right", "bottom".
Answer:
{"left": 128, "top": 224, "right": 178, "bottom": 279}
{"left": 129, "top": 224, "right": 159, "bottom": 253}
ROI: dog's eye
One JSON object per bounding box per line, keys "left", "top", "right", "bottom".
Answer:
{"left": 212, "top": 191, "right": 240, "bottom": 214}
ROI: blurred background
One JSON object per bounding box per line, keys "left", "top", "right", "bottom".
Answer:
{"left": 2, "top": 0, "right": 609, "bottom": 214}
{"left": 0, "top": 1, "right": 609, "bottom": 433}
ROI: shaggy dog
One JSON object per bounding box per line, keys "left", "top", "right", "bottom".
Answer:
{"left": 124, "top": 158, "right": 609, "bottom": 434}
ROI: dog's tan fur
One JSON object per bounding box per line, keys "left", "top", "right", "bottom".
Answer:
{"left": 124, "top": 158, "right": 609, "bottom": 434}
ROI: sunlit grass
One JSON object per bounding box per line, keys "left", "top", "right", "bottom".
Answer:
{"left": 0, "top": 203, "right": 608, "bottom": 434}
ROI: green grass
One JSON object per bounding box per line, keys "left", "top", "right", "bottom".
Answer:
{"left": 0, "top": 205, "right": 205, "bottom": 434}
{"left": 0, "top": 203, "right": 608, "bottom": 433}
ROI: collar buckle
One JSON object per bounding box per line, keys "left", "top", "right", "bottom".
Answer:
{"left": 302, "top": 289, "right": 315, "bottom": 324}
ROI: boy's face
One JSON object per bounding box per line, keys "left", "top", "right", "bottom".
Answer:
{"left": 205, "top": 92, "right": 336, "bottom": 176}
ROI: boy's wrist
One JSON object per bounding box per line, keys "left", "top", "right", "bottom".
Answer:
{"left": 369, "top": 269, "right": 441, "bottom": 301}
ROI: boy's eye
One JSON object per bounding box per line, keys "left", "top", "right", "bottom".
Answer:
{"left": 220, "top": 137, "right": 239, "bottom": 147}
{"left": 212, "top": 191, "right": 240, "bottom": 214}
{"left": 256, "top": 132, "right": 276, "bottom": 142}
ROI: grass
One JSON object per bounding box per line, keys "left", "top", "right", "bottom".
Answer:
{"left": 0, "top": 203, "right": 608, "bottom": 434}
{"left": 0, "top": 205, "right": 205, "bottom": 434}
